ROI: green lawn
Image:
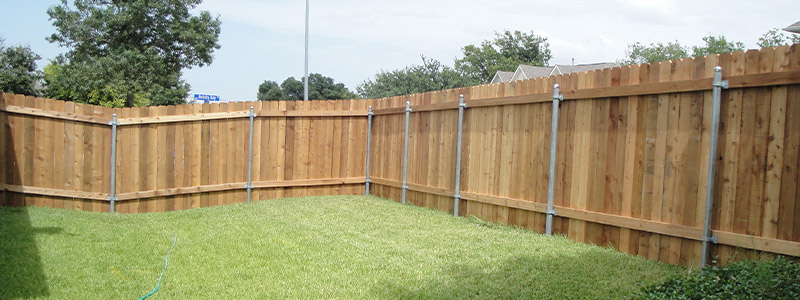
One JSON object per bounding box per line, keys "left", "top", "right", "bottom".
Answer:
{"left": 1, "top": 195, "right": 682, "bottom": 299}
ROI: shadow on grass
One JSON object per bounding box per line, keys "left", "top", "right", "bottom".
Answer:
{"left": 0, "top": 207, "right": 63, "bottom": 298}
{"left": 371, "top": 246, "right": 658, "bottom": 299}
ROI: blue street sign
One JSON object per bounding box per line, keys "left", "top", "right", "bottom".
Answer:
{"left": 194, "top": 94, "right": 220, "bottom": 103}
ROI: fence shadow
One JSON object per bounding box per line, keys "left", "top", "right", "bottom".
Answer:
{"left": 0, "top": 207, "right": 62, "bottom": 298}
{"left": 0, "top": 95, "right": 56, "bottom": 298}
{"left": 370, "top": 246, "right": 659, "bottom": 299}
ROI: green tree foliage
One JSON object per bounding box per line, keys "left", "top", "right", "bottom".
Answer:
{"left": 691, "top": 34, "right": 745, "bottom": 57}
{"left": 357, "top": 56, "right": 472, "bottom": 99}
{"left": 757, "top": 28, "right": 800, "bottom": 48}
{"left": 256, "top": 80, "right": 284, "bottom": 101}
{"left": 44, "top": 0, "right": 221, "bottom": 107}
{"left": 618, "top": 41, "right": 689, "bottom": 65}
{"left": 257, "top": 73, "right": 358, "bottom": 101}
{"left": 356, "top": 30, "right": 550, "bottom": 98}
{"left": 455, "top": 30, "right": 552, "bottom": 83}
{"left": 0, "top": 38, "right": 43, "bottom": 96}
{"left": 620, "top": 34, "right": 746, "bottom": 65}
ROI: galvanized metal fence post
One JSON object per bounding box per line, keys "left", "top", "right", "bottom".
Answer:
{"left": 108, "top": 114, "right": 119, "bottom": 213}
{"left": 245, "top": 106, "right": 255, "bottom": 203}
{"left": 452, "top": 95, "right": 466, "bottom": 216}
{"left": 545, "top": 84, "right": 562, "bottom": 235}
{"left": 401, "top": 101, "right": 411, "bottom": 205}
{"left": 365, "top": 106, "right": 374, "bottom": 196}
{"left": 701, "top": 66, "right": 727, "bottom": 268}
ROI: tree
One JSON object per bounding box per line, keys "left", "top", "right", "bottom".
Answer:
{"left": 257, "top": 73, "right": 358, "bottom": 101}
{"left": 279, "top": 77, "right": 305, "bottom": 100}
{"left": 620, "top": 34, "right": 747, "bottom": 65}
{"left": 0, "top": 37, "right": 43, "bottom": 96}
{"left": 455, "top": 30, "right": 552, "bottom": 83}
{"left": 358, "top": 56, "right": 473, "bottom": 99}
{"left": 618, "top": 41, "right": 689, "bottom": 65}
{"left": 45, "top": 0, "right": 221, "bottom": 107}
{"left": 691, "top": 35, "right": 745, "bottom": 57}
{"left": 757, "top": 28, "right": 800, "bottom": 48}
{"left": 257, "top": 80, "right": 284, "bottom": 100}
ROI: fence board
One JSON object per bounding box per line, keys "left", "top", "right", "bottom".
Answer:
{"left": 0, "top": 95, "right": 8, "bottom": 206}
{"left": 145, "top": 106, "right": 158, "bottom": 212}
{"left": 282, "top": 101, "right": 296, "bottom": 197}
{"left": 780, "top": 86, "right": 800, "bottom": 242}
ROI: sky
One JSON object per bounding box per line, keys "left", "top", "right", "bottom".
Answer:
{"left": 1, "top": 0, "right": 798, "bottom": 102}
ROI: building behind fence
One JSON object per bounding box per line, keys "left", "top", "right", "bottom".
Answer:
{"left": 1, "top": 45, "right": 799, "bottom": 267}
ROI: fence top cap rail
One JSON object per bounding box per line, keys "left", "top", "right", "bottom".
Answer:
{"left": 369, "top": 69, "right": 800, "bottom": 114}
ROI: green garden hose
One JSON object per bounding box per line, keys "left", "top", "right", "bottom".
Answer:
{"left": 139, "top": 234, "right": 178, "bottom": 300}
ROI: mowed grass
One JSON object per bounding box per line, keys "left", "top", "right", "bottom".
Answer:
{"left": 1, "top": 195, "right": 682, "bottom": 299}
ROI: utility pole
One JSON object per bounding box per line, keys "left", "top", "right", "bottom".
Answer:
{"left": 303, "top": 0, "right": 309, "bottom": 101}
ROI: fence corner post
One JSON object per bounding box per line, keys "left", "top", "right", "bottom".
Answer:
{"left": 545, "top": 84, "right": 562, "bottom": 235}
{"left": 453, "top": 94, "right": 466, "bottom": 216}
{"left": 365, "top": 106, "right": 374, "bottom": 196}
{"left": 401, "top": 101, "right": 411, "bottom": 205}
{"left": 245, "top": 106, "right": 255, "bottom": 203}
{"left": 108, "top": 113, "right": 119, "bottom": 213}
{"left": 701, "top": 66, "right": 727, "bottom": 268}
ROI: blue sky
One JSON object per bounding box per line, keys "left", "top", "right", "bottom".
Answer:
{"left": 1, "top": 0, "right": 798, "bottom": 101}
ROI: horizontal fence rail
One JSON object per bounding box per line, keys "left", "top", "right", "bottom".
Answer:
{"left": 371, "top": 70, "right": 800, "bottom": 115}
{"left": 1, "top": 45, "right": 799, "bottom": 268}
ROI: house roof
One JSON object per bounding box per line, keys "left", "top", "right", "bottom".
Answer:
{"left": 490, "top": 62, "right": 621, "bottom": 84}
{"left": 517, "top": 65, "right": 554, "bottom": 78}
{"left": 784, "top": 20, "right": 800, "bottom": 34}
{"left": 554, "top": 62, "right": 620, "bottom": 75}
{"left": 490, "top": 71, "right": 515, "bottom": 84}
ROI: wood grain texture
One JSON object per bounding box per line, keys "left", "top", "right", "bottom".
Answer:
{"left": 2, "top": 48, "right": 798, "bottom": 266}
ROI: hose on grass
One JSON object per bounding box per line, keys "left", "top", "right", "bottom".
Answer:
{"left": 139, "top": 234, "right": 178, "bottom": 300}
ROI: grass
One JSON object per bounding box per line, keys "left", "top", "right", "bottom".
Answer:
{"left": 1, "top": 195, "right": 682, "bottom": 299}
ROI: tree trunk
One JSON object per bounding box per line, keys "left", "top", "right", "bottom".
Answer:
{"left": 125, "top": 93, "right": 134, "bottom": 107}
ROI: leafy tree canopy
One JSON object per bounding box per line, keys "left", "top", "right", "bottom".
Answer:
{"left": 619, "top": 34, "right": 746, "bottom": 65}
{"left": 455, "top": 30, "right": 552, "bottom": 83}
{"left": 44, "top": 0, "right": 221, "bottom": 107}
{"left": 757, "top": 28, "right": 800, "bottom": 48}
{"left": 691, "top": 34, "right": 745, "bottom": 57}
{"left": 0, "top": 37, "right": 43, "bottom": 96}
{"left": 618, "top": 41, "right": 689, "bottom": 65}
{"left": 358, "top": 56, "right": 473, "bottom": 99}
{"left": 257, "top": 73, "right": 358, "bottom": 101}
{"left": 357, "top": 30, "right": 551, "bottom": 98}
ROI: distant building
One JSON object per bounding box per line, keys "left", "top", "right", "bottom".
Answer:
{"left": 490, "top": 62, "right": 620, "bottom": 84}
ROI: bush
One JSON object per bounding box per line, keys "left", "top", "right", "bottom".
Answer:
{"left": 634, "top": 257, "right": 800, "bottom": 299}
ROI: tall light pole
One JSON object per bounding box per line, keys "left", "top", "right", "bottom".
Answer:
{"left": 303, "top": 0, "right": 309, "bottom": 101}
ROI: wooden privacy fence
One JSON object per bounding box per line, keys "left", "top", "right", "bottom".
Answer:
{"left": 366, "top": 45, "right": 800, "bottom": 267}
{"left": 1, "top": 45, "right": 799, "bottom": 267}
{"left": 0, "top": 95, "right": 370, "bottom": 213}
